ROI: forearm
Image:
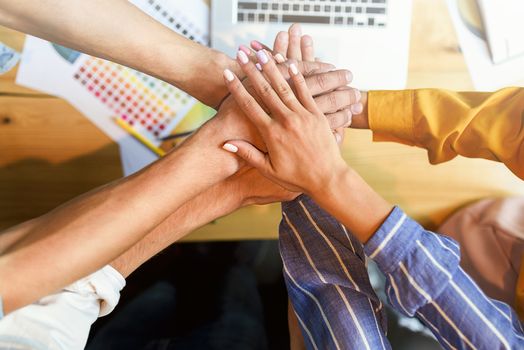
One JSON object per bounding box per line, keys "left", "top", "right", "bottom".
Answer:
{"left": 312, "top": 167, "right": 393, "bottom": 244}
{"left": 110, "top": 176, "right": 242, "bottom": 278}
{"left": 0, "top": 132, "right": 236, "bottom": 313}
{"left": 0, "top": 0, "right": 238, "bottom": 107}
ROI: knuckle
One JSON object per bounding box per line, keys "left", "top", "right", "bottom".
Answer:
{"left": 243, "top": 150, "right": 254, "bottom": 162}
{"left": 275, "top": 82, "right": 291, "bottom": 97}
{"left": 328, "top": 113, "right": 343, "bottom": 128}
{"left": 301, "top": 62, "right": 315, "bottom": 76}
{"left": 280, "top": 117, "right": 299, "bottom": 132}
{"left": 295, "top": 74, "right": 306, "bottom": 86}
{"left": 240, "top": 97, "right": 254, "bottom": 111}
{"left": 259, "top": 82, "right": 273, "bottom": 97}
{"left": 315, "top": 73, "right": 328, "bottom": 90}
{"left": 328, "top": 92, "right": 339, "bottom": 110}
{"left": 230, "top": 79, "right": 241, "bottom": 93}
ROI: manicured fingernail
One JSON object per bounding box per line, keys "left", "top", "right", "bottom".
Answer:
{"left": 251, "top": 40, "right": 263, "bottom": 50}
{"left": 335, "top": 132, "right": 342, "bottom": 143}
{"left": 351, "top": 103, "right": 363, "bottom": 115}
{"left": 354, "top": 89, "right": 361, "bottom": 101}
{"left": 275, "top": 53, "right": 286, "bottom": 63}
{"left": 237, "top": 50, "right": 249, "bottom": 64}
{"left": 289, "top": 63, "right": 299, "bottom": 75}
{"left": 345, "top": 70, "right": 353, "bottom": 83}
{"left": 223, "top": 69, "right": 234, "bottom": 82}
{"left": 239, "top": 45, "right": 251, "bottom": 56}
{"left": 255, "top": 63, "right": 262, "bottom": 71}
{"left": 256, "top": 50, "right": 269, "bottom": 64}
{"left": 222, "top": 143, "right": 238, "bottom": 153}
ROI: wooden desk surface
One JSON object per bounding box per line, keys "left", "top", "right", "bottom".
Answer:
{"left": 1, "top": 0, "right": 524, "bottom": 241}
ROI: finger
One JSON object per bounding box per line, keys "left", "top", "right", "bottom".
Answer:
{"left": 256, "top": 50, "right": 302, "bottom": 112}
{"left": 287, "top": 23, "right": 302, "bottom": 60}
{"left": 237, "top": 49, "right": 291, "bottom": 116}
{"left": 334, "top": 128, "right": 345, "bottom": 145}
{"left": 314, "top": 88, "right": 361, "bottom": 114}
{"left": 351, "top": 102, "right": 363, "bottom": 115}
{"left": 304, "top": 70, "right": 353, "bottom": 96}
{"left": 240, "top": 44, "right": 257, "bottom": 63}
{"left": 222, "top": 140, "right": 271, "bottom": 174}
{"left": 326, "top": 108, "right": 353, "bottom": 129}
{"left": 300, "top": 35, "right": 315, "bottom": 62}
{"left": 335, "top": 86, "right": 362, "bottom": 107}
{"left": 223, "top": 68, "right": 271, "bottom": 130}
{"left": 296, "top": 60, "right": 335, "bottom": 76}
{"left": 250, "top": 40, "right": 270, "bottom": 52}
{"left": 273, "top": 31, "right": 289, "bottom": 58}
{"left": 288, "top": 63, "right": 318, "bottom": 113}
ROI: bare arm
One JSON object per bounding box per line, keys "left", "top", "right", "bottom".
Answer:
{"left": 0, "top": 0, "right": 237, "bottom": 107}
{"left": 0, "top": 110, "right": 239, "bottom": 314}
{"left": 111, "top": 167, "right": 296, "bottom": 278}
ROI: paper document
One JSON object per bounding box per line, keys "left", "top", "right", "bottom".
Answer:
{"left": 16, "top": 0, "right": 210, "bottom": 175}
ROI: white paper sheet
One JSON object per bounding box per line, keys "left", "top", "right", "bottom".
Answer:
{"left": 16, "top": 0, "right": 209, "bottom": 176}
{"left": 446, "top": 0, "right": 524, "bottom": 91}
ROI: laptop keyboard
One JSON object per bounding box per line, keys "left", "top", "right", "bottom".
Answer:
{"left": 237, "top": 0, "right": 388, "bottom": 27}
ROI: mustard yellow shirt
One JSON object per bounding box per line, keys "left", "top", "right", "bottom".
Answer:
{"left": 368, "top": 87, "right": 524, "bottom": 317}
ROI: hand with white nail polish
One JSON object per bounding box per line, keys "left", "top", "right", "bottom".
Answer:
{"left": 221, "top": 51, "right": 348, "bottom": 195}
{"left": 249, "top": 24, "right": 362, "bottom": 130}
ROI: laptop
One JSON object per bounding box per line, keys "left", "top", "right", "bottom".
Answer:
{"left": 211, "top": 0, "right": 413, "bottom": 90}
{"left": 476, "top": 0, "right": 524, "bottom": 64}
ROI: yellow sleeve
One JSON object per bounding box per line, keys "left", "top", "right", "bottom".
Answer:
{"left": 368, "top": 87, "right": 524, "bottom": 179}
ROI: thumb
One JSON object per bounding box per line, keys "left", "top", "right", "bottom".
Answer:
{"left": 222, "top": 141, "right": 269, "bottom": 172}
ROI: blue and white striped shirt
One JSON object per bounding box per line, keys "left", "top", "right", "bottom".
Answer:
{"left": 279, "top": 195, "right": 524, "bottom": 350}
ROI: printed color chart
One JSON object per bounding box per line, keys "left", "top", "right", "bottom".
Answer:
{"left": 135, "top": 0, "right": 209, "bottom": 45}
{"left": 73, "top": 56, "right": 195, "bottom": 145}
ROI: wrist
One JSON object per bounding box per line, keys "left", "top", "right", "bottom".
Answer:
{"left": 313, "top": 165, "right": 393, "bottom": 243}
{"left": 307, "top": 161, "right": 352, "bottom": 201}
{"left": 179, "top": 118, "right": 242, "bottom": 178}
{"left": 350, "top": 91, "right": 369, "bottom": 129}
{"left": 161, "top": 43, "right": 237, "bottom": 108}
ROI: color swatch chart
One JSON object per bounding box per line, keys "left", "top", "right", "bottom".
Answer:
{"left": 73, "top": 56, "right": 195, "bottom": 145}
{"left": 132, "top": 0, "right": 209, "bottom": 45}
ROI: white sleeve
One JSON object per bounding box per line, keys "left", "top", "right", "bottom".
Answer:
{"left": 0, "top": 265, "right": 125, "bottom": 350}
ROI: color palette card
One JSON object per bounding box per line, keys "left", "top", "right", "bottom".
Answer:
{"left": 131, "top": 0, "right": 209, "bottom": 45}
{"left": 16, "top": 0, "right": 211, "bottom": 174}
{"left": 73, "top": 55, "right": 196, "bottom": 146}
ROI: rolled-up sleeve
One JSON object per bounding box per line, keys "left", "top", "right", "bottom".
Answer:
{"left": 0, "top": 265, "right": 125, "bottom": 349}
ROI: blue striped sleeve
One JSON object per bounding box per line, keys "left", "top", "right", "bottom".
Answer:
{"left": 364, "top": 206, "right": 524, "bottom": 349}
{"left": 280, "top": 195, "right": 390, "bottom": 350}
{"left": 364, "top": 206, "right": 461, "bottom": 316}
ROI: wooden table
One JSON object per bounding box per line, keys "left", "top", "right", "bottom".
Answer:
{"left": 1, "top": 0, "right": 524, "bottom": 241}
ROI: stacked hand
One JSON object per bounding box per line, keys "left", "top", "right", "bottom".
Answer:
{"left": 195, "top": 24, "right": 361, "bottom": 205}
{"left": 222, "top": 48, "right": 349, "bottom": 195}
